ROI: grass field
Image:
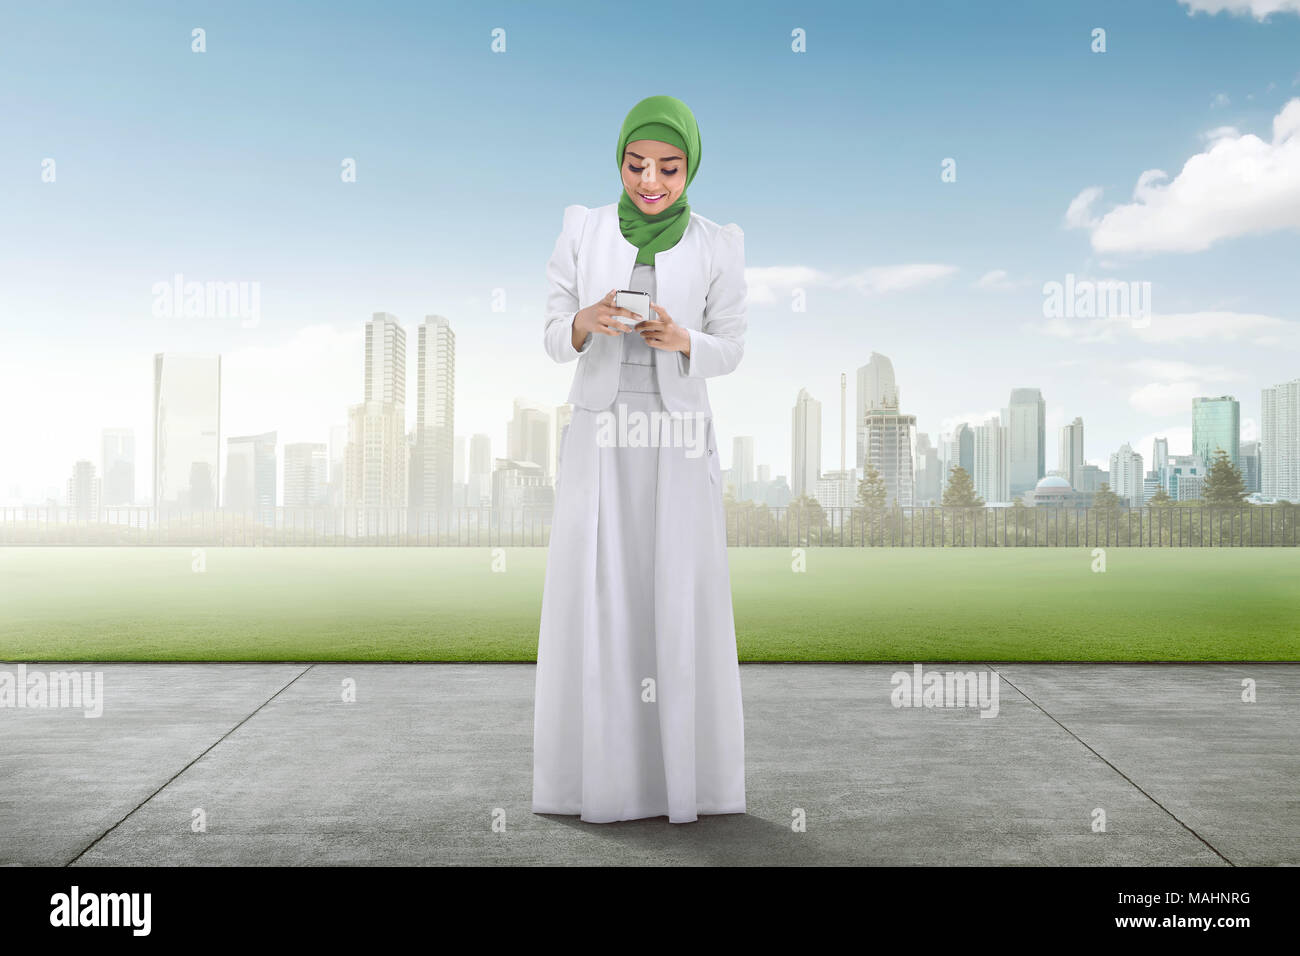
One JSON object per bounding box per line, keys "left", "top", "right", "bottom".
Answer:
{"left": 1, "top": 547, "right": 1297, "bottom": 661}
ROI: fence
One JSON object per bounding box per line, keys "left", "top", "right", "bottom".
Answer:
{"left": 2, "top": 504, "right": 1298, "bottom": 547}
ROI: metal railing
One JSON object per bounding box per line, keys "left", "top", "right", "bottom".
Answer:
{"left": 1, "top": 504, "right": 1296, "bottom": 547}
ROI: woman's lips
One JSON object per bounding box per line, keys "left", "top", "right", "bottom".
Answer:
{"left": 640, "top": 192, "right": 665, "bottom": 204}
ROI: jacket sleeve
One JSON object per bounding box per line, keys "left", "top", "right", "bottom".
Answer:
{"left": 544, "top": 204, "right": 595, "bottom": 363}
{"left": 678, "top": 222, "right": 746, "bottom": 379}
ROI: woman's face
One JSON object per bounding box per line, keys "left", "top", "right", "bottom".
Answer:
{"left": 621, "top": 139, "right": 687, "bottom": 215}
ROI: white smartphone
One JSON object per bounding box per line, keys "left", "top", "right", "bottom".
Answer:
{"left": 613, "top": 290, "right": 651, "bottom": 329}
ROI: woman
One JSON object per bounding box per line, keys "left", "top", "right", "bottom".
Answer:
{"left": 532, "top": 94, "right": 748, "bottom": 824}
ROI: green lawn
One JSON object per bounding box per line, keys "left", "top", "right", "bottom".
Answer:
{"left": 1, "top": 547, "right": 1296, "bottom": 661}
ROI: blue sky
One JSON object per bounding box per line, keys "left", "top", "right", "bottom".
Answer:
{"left": 2, "top": 0, "right": 1299, "bottom": 498}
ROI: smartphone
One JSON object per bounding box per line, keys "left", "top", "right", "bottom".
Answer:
{"left": 613, "top": 290, "right": 651, "bottom": 329}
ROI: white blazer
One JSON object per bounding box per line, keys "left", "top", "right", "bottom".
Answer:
{"left": 543, "top": 202, "right": 747, "bottom": 415}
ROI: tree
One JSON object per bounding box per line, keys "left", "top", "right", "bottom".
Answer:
{"left": 857, "top": 463, "right": 888, "bottom": 511}
{"left": 941, "top": 466, "right": 983, "bottom": 508}
{"left": 1148, "top": 486, "right": 1172, "bottom": 507}
{"left": 1202, "top": 448, "right": 1248, "bottom": 505}
{"left": 1093, "top": 482, "right": 1120, "bottom": 512}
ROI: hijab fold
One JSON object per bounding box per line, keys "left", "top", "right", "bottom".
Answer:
{"left": 615, "top": 95, "right": 702, "bottom": 265}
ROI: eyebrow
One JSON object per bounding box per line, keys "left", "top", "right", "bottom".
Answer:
{"left": 626, "top": 150, "right": 683, "bottom": 163}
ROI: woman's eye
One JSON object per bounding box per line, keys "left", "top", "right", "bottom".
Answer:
{"left": 628, "top": 164, "right": 644, "bottom": 174}
{"left": 661, "top": 168, "right": 678, "bottom": 176}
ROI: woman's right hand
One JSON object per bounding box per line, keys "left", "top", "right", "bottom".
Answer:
{"left": 572, "top": 289, "right": 639, "bottom": 351}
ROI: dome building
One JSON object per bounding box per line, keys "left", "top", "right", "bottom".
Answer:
{"left": 1030, "top": 474, "right": 1075, "bottom": 508}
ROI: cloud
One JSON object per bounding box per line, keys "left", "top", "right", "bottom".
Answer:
{"left": 1067, "top": 99, "right": 1300, "bottom": 253}
{"left": 1125, "top": 359, "right": 1239, "bottom": 381}
{"left": 1210, "top": 92, "right": 1231, "bottom": 109}
{"left": 1129, "top": 381, "right": 1204, "bottom": 416}
{"left": 1179, "top": 0, "right": 1300, "bottom": 19}
{"left": 973, "top": 269, "right": 1030, "bottom": 290}
{"left": 744, "top": 265, "right": 830, "bottom": 306}
{"left": 1202, "top": 125, "right": 1240, "bottom": 142}
{"left": 1039, "top": 310, "right": 1295, "bottom": 345}
{"left": 833, "top": 263, "right": 958, "bottom": 295}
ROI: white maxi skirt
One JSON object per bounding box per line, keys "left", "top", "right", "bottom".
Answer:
{"left": 532, "top": 358, "right": 746, "bottom": 824}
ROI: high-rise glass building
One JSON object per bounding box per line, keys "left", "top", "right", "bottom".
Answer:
{"left": 733, "top": 436, "right": 756, "bottom": 502}
{"left": 225, "top": 431, "right": 278, "bottom": 523}
{"left": 791, "top": 388, "right": 821, "bottom": 499}
{"left": 943, "top": 423, "right": 974, "bottom": 486}
{"left": 1007, "top": 388, "right": 1046, "bottom": 497}
{"left": 973, "top": 416, "right": 1009, "bottom": 503}
{"left": 1240, "top": 440, "right": 1261, "bottom": 494}
{"left": 1058, "top": 416, "right": 1084, "bottom": 490}
{"left": 153, "top": 353, "right": 221, "bottom": 510}
{"left": 1192, "top": 395, "right": 1240, "bottom": 469}
{"left": 284, "top": 442, "right": 328, "bottom": 508}
{"left": 101, "top": 427, "right": 135, "bottom": 507}
{"left": 414, "top": 315, "right": 455, "bottom": 519}
{"left": 1261, "top": 379, "right": 1300, "bottom": 501}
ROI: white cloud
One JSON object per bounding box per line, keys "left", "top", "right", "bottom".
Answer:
{"left": 1202, "top": 125, "right": 1240, "bottom": 142}
{"left": 973, "top": 269, "right": 1029, "bottom": 290}
{"left": 1210, "top": 91, "right": 1232, "bottom": 109}
{"left": 1179, "top": 0, "right": 1300, "bottom": 19}
{"left": 1126, "top": 359, "right": 1238, "bottom": 382}
{"left": 744, "top": 265, "right": 830, "bottom": 306}
{"left": 1130, "top": 381, "right": 1204, "bottom": 416}
{"left": 1068, "top": 99, "right": 1300, "bottom": 253}
{"left": 1040, "top": 310, "right": 1295, "bottom": 345}
{"left": 833, "top": 263, "right": 957, "bottom": 295}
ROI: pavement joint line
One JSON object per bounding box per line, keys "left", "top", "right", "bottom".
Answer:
{"left": 62, "top": 664, "right": 316, "bottom": 867}
{"left": 990, "top": 664, "right": 1235, "bottom": 867}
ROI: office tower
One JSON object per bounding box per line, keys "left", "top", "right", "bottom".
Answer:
{"left": 1108, "top": 443, "right": 1144, "bottom": 506}
{"left": 855, "top": 353, "right": 899, "bottom": 472}
{"left": 469, "top": 433, "right": 492, "bottom": 508}
{"left": 101, "top": 428, "right": 135, "bottom": 507}
{"left": 153, "top": 353, "right": 221, "bottom": 510}
{"left": 1078, "top": 463, "right": 1107, "bottom": 493}
{"left": 856, "top": 354, "right": 915, "bottom": 507}
{"left": 1166, "top": 454, "right": 1205, "bottom": 501}
{"left": 733, "top": 436, "right": 755, "bottom": 502}
{"left": 973, "top": 416, "right": 1009, "bottom": 503}
{"left": 1059, "top": 417, "right": 1084, "bottom": 489}
{"left": 412, "top": 315, "right": 455, "bottom": 518}
{"left": 1152, "top": 437, "right": 1169, "bottom": 478}
{"left": 507, "top": 399, "right": 552, "bottom": 476}
{"left": 1007, "top": 388, "right": 1046, "bottom": 496}
{"left": 225, "top": 431, "right": 277, "bottom": 522}
{"left": 1261, "top": 379, "right": 1300, "bottom": 501}
{"left": 1240, "top": 440, "right": 1260, "bottom": 494}
{"left": 66, "top": 460, "right": 100, "bottom": 521}
{"left": 914, "top": 432, "right": 940, "bottom": 504}
{"left": 815, "top": 468, "right": 855, "bottom": 510}
{"left": 791, "top": 388, "right": 821, "bottom": 499}
{"left": 942, "top": 423, "right": 975, "bottom": 486}
{"left": 554, "top": 404, "right": 573, "bottom": 478}
{"left": 284, "top": 442, "right": 328, "bottom": 508}
{"left": 1192, "top": 395, "right": 1240, "bottom": 469}
{"left": 345, "top": 314, "right": 408, "bottom": 511}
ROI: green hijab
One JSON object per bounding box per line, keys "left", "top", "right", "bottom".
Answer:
{"left": 616, "top": 95, "right": 701, "bottom": 265}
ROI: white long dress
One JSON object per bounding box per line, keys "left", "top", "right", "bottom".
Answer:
{"left": 532, "top": 261, "right": 746, "bottom": 824}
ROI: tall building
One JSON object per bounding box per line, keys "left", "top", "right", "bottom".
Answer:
{"left": 345, "top": 314, "right": 408, "bottom": 511}
{"left": 733, "top": 436, "right": 755, "bottom": 502}
{"left": 153, "top": 353, "right": 221, "bottom": 510}
{"left": 942, "top": 423, "right": 975, "bottom": 489}
{"left": 1108, "top": 443, "right": 1144, "bottom": 506}
{"left": 66, "top": 460, "right": 100, "bottom": 521}
{"left": 1059, "top": 417, "right": 1084, "bottom": 490}
{"left": 791, "top": 388, "right": 821, "bottom": 499}
{"left": 973, "top": 416, "right": 1009, "bottom": 503}
{"left": 1078, "top": 463, "right": 1107, "bottom": 493}
{"left": 101, "top": 428, "right": 135, "bottom": 507}
{"left": 468, "top": 433, "right": 492, "bottom": 508}
{"left": 507, "top": 399, "right": 552, "bottom": 476}
{"left": 1151, "top": 436, "right": 1169, "bottom": 477}
{"left": 1240, "top": 440, "right": 1261, "bottom": 494}
{"left": 1192, "top": 395, "right": 1240, "bottom": 469}
{"left": 1166, "top": 454, "right": 1205, "bottom": 501}
{"left": 856, "top": 354, "right": 915, "bottom": 507}
{"left": 1007, "top": 388, "right": 1046, "bottom": 497}
{"left": 914, "top": 432, "right": 940, "bottom": 505}
{"left": 284, "top": 442, "right": 328, "bottom": 508}
{"left": 225, "top": 431, "right": 277, "bottom": 522}
{"left": 413, "top": 315, "right": 455, "bottom": 518}
{"left": 1261, "top": 379, "right": 1300, "bottom": 501}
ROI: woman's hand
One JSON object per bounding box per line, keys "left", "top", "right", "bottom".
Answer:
{"left": 572, "top": 289, "right": 639, "bottom": 351}
{"left": 638, "top": 302, "right": 691, "bottom": 356}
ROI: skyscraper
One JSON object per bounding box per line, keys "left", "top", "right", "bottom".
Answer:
{"left": 1261, "top": 379, "right": 1300, "bottom": 501}
{"left": 1058, "top": 417, "right": 1084, "bottom": 490}
{"left": 791, "top": 388, "right": 821, "bottom": 499}
{"left": 1192, "top": 395, "right": 1240, "bottom": 469}
{"left": 733, "top": 436, "right": 755, "bottom": 502}
{"left": 1109, "top": 443, "right": 1144, "bottom": 506}
{"left": 1007, "top": 388, "right": 1046, "bottom": 497}
{"left": 507, "top": 399, "right": 552, "bottom": 476}
{"left": 225, "top": 431, "right": 277, "bottom": 522}
{"left": 942, "top": 423, "right": 975, "bottom": 488}
{"left": 66, "top": 460, "right": 100, "bottom": 521}
{"left": 101, "top": 428, "right": 135, "bottom": 507}
{"left": 856, "top": 354, "right": 915, "bottom": 507}
{"left": 345, "top": 314, "right": 408, "bottom": 512}
{"left": 153, "top": 353, "right": 221, "bottom": 510}
{"left": 1240, "top": 440, "right": 1260, "bottom": 494}
{"left": 468, "top": 433, "right": 492, "bottom": 508}
{"left": 973, "top": 416, "right": 1009, "bottom": 503}
{"left": 284, "top": 442, "right": 328, "bottom": 508}
{"left": 413, "top": 315, "right": 455, "bottom": 519}
{"left": 914, "top": 432, "right": 940, "bottom": 504}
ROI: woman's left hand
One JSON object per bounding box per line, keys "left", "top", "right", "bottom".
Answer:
{"left": 638, "top": 303, "right": 691, "bottom": 356}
